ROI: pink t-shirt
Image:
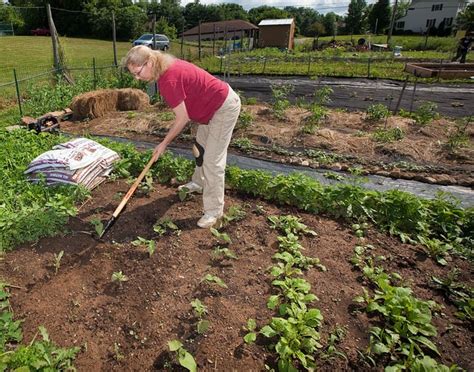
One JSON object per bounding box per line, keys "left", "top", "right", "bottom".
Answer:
{"left": 158, "top": 59, "right": 229, "bottom": 124}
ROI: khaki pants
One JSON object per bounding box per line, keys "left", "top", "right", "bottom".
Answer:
{"left": 192, "top": 87, "right": 241, "bottom": 216}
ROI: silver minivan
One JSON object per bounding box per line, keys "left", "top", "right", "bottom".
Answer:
{"left": 132, "top": 34, "right": 170, "bottom": 51}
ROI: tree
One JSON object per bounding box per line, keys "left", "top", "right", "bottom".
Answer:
{"left": 345, "top": 0, "right": 367, "bottom": 34}
{"left": 0, "top": 3, "right": 25, "bottom": 31}
{"left": 284, "top": 6, "right": 321, "bottom": 36}
{"left": 368, "top": 0, "right": 391, "bottom": 34}
{"left": 394, "top": 0, "right": 410, "bottom": 21}
{"left": 455, "top": 2, "right": 474, "bottom": 32}
{"left": 322, "top": 12, "right": 338, "bottom": 37}
{"left": 217, "top": 3, "right": 248, "bottom": 21}
{"left": 248, "top": 5, "right": 289, "bottom": 27}
{"left": 308, "top": 21, "right": 325, "bottom": 37}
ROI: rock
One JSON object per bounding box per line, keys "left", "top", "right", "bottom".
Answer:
{"left": 331, "top": 162, "right": 342, "bottom": 171}
{"left": 376, "top": 171, "right": 390, "bottom": 177}
{"left": 260, "top": 136, "right": 272, "bottom": 144}
{"left": 301, "top": 160, "right": 310, "bottom": 166}
{"left": 390, "top": 170, "right": 404, "bottom": 179}
{"left": 433, "top": 174, "right": 455, "bottom": 185}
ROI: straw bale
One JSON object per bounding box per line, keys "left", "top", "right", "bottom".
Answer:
{"left": 71, "top": 88, "right": 149, "bottom": 121}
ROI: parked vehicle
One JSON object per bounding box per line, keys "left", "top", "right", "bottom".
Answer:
{"left": 31, "top": 28, "right": 51, "bottom": 36}
{"left": 132, "top": 34, "right": 170, "bottom": 51}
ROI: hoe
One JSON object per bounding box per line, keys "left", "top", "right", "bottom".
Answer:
{"left": 99, "top": 155, "right": 156, "bottom": 238}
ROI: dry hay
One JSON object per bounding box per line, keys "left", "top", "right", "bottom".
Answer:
{"left": 71, "top": 88, "right": 149, "bottom": 121}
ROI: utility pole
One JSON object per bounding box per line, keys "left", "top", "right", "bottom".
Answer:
{"left": 387, "top": 0, "right": 398, "bottom": 46}
{"left": 152, "top": 14, "right": 156, "bottom": 50}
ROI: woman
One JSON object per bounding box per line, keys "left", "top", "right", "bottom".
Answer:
{"left": 123, "top": 45, "right": 241, "bottom": 228}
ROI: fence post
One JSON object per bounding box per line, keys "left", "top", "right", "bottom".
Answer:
{"left": 307, "top": 55, "right": 311, "bottom": 75}
{"left": 367, "top": 57, "right": 371, "bottom": 78}
{"left": 112, "top": 11, "right": 117, "bottom": 66}
{"left": 262, "top": 57, "right": 266, "bottom": 74}
{"left": 181, "top": 24, "right": 184, "bottom": 59}
{"left": 93, "top": 57, "right": 97, "bottom": 90}
{"left": 13, "top": 69, "right": 23, "bottom": 117}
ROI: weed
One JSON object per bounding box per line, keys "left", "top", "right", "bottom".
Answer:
{"left": 190, "top": 299, "right": 210, "bottom": 334}
{"left": 53, "top": 250, "right": 64, "bottom": 274}
{"left": 132, "top": 237, "right": 157, "bottom": 257}
{"left": 211, "top": 247, "right": 238, "bottom": 260}
{"left": 222, "top": 205, "right": 246, "bottom": 226}
{"left": 138, "top": 172, "right": 154, "bottom": 195}
{"left": 113, "top": 342, "right": 125, "bottom": 361}
{"left": 314, "top": 86, "right": 333, "bottom": 105}
{"left": 243, "top": 318, "right": 257, "bottom": 344}
{"left": 237, "top": 109, "right": 254, "bottom": 130}
{"left": 372, "top": 127, "right": 404, "bottom": 143}
{"left": 210, "top": 228, "right": 232, "bottom": 244}
{"left": 90, "top": 218, "right": 104, "bottom": 237}
{"left": 366, "top": 104, "right": 390, "bottom": 122}
{"left": 445, "top": 117, "right": 471, "bottom": 152}
{"left": 153, "top": 217, "right": 180, "bottom": 236}
{"left": 159, "top": 111, "right": 174, "bottom": 121}
{"left": 111, "top": 271, "right": 129, "bottom": 283}
{"left": 167, "top": 340, "right": 197, "bottom": 372}
{"left": 201, "top": 274, "right": 228, "bottom": 288}
{"left": 414, "top": 102, "right": 439, "bottom": 125}
{"left": 232, "top": 137, "right": 253, "bottom": 153}
{"left": 268, "top": 215, "right": 317, "bottom": 237}
{"left": 271, "top": 83, "right": 294, "bottom": 120}
{"left": 127, "top": 111, "right": 136, "bottom": 119}
{"left": 323, "top": 172, "right": 344, "bottom": 181}
{"left": 246, "top": 97, "right": 257, "bottom": 105}
{"left": 432, "top": 269, "right": 473, "bottom": 321}
{"left": 301, "top": 104, "right": 327, "bottom": 134}
{"left": 319, "top": 325, "right": 348, "bottom": 362}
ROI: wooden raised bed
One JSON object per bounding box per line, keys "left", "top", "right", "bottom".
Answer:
{"left": 405, "top": 62, "right": 474, "bottom": 78}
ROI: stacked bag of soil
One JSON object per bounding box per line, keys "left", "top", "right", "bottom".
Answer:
{"left": 25, "top": 138, "right": 120, "bottom": 190}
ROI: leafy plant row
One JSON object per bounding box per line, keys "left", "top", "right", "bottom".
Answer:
{"left": 2, "top": 129, "right": 472, "bottom": 262}
{"left": 350, "top": 243, "right": 460, "bottom": 371}
{"left": 0, "top": 282, "right": 80, "bottom": 369}
{"left": 246, "top": 215, "right": 325, "bottom": 371}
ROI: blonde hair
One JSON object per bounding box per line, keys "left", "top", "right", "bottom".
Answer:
{"left": 122, "top": 45, "right": 176, "bottom": 80}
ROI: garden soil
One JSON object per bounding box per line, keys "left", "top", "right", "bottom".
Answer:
{"left": 60, "top": 102, "right": 473, "bottom": 187}
{"left": 0, "top": 181, "right": 473, "bottom": 371}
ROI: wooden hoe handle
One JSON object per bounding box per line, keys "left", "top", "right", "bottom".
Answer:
{"left": 111, "top": 155, "right": 156, "bottom": 218}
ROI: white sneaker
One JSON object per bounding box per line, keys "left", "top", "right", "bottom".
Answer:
{"left": 178, "top": 181, "right": 202, "bottom": 194}
{"left": 197, "top": 213, "right": 222, "bottom": 228}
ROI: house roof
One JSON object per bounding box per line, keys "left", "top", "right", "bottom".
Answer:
{"left": 182, "top": 20, "right": 258, "bottom": 36}
{"left": 258, "top": 19, "right": 294, "bottom": 26}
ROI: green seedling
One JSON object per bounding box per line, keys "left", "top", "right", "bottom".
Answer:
{"left": 132, "top": 237, "right": 156, "bottom": 257}
{"left": 111, "top": 271, "right": 129, "bottom": 283}
{"left": 53, "top": 250, "right": 64, "bottom": 274}
{"left": 168, "top": 340, "right": 197, "bottom": 372}
{"left": 159, "top": 111, "right": 174, "bottom": 121}
{"left": 320, "top": 325, "right": 348, "bottom": 362}
{"left": 222, "top": 205, "right": 246, "bottom": 225}
{"left": 324, "top": 172, "right": 344, "bottom": 181}
{"left": 178, "top": 187, "right": 189, "bottom": 201}
{"left": 210, "top": 228, "right": 232, "bottom": 244}
{"left": 90, "top": 217, "right": 104, "bottom": 237}
{"left": 238, "top": 109, "right": 254, "bottom": 129}
{"left": 113, "top": 342, "right": 125, "bottom": 361}
{"left": 366, "top": 103, "right": 390, "bottom": 122}
{"left": 211, "top": 247, "right": 237, "bottom": 261}
{"left": 268, "top": 215, "right": 317, "bottom": 237}
{"left": 352, "top": 222, "right": 369, "bottom": 238}
{"left": 138, "top": 172, "right": 154, "bottom": 195}
{"left": 191, "top": 298, "right": 210, "bottom": 334}
{"left": 201, "top": 274, "right": 228, "bottom": 288}
{"left": 243, "top": 318, "right": 257, "bottom": 344}
{"left": 153, "top": 217, "right": 180, "bottom": 236}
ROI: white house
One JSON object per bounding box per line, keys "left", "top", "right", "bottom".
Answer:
{"left": 395, "top": 0, "right": 471, "bottom": 34}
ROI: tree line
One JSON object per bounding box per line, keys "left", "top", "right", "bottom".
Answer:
{"left": 1, "top": 0, "right": 472, "bottom": 41}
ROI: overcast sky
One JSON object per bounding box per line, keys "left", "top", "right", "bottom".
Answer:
{"left": 180, "top": 0, "right": 380, "bottom": 14}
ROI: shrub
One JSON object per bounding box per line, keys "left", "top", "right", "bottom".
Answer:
{"left": 372, "top": 127, "right": 404, "bottom": 142}
{"left": 413, "top": 102, "right": 438, "bottom": 125}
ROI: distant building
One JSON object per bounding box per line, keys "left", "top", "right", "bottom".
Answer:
{"left": 257, "top": 18, "right": 295, "bottom": 50}
{"left": 181, "top": 20, "right": 258, "bottom": 42}
{"left": 395, "top": 0, "right": 470, "bottom": 34}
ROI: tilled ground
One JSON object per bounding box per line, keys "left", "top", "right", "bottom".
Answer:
{"left": 0, "top": 180, "right": 472, "bottom": 371}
